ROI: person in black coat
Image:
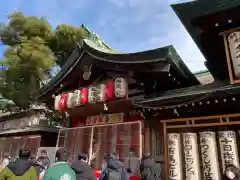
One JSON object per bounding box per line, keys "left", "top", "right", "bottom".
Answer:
{"left": 71, "top": 153, "right": 97, "bottom": 180}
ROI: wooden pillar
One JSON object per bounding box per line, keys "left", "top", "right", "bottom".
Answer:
{"left": 144, "top": 120, "right": 151, "bottom": 153}
{"left": 163, "top": 122, "right": 168, "bottom": 180}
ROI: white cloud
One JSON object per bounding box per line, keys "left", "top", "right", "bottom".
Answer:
{"left": 106, "top": 0, "right": 206, "bottom": 72}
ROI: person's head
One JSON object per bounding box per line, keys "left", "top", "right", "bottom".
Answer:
{"left": 40, "top": 150, "right": 47, "bottom": 157}
{"left": 225, "top": 164, "right": 240, "bottom": 179}
{"left": 55, "top": 148, "right": 69, "bottom": 162}
{"left": 104, "top": 152, "right": 110, "bottom": 161}
{"left": 110, "top": 152, "right": 119, "bottom": 160}
{"left": 78, "top": 153, "right": 88, "bottom": 163}
{"left": 19, "top": 149, "right": 31, "bottom": 159}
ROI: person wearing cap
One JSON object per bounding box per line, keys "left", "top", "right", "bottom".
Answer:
{"left": 43, "top": 148, "right": 76, "bottom": 180}
{"left": 0, "top": 149, "right": 38, "bottom": 180}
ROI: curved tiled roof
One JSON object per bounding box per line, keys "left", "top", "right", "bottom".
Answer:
{"left": 38, "top": 36, "right": 199, "bottom": 98}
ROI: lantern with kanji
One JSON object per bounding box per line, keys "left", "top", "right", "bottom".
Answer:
{"left": 88, "top": 86, "right": 98, "bottom": 104}
{"left": 66, "top": 92, "right": 73, "bottom": 108}
{"left": 114, "top": 78, "right": 127, "bottom": 98}
{"left": 59, "top": 93, "right": 68, "bottom": 110}
{"left": 96, "top": 84, "right": 106, "bottom": 102}
{"left": 54, "top": 95, "right": 61, "bottom": 110}
{"left": 71, "top": 90, "right": 81, "bottom": 107}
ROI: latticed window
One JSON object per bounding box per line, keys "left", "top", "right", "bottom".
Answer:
{"left": 57, "top": 121, "right": 142, "bottom": 170}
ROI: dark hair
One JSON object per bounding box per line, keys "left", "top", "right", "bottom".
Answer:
{"left": 225, "top": 164, "right": 240, "bottom": 179}
{"left": 78, "top": 153, "right": 87, "bottom": 161}
{"left": 56, "top": 148, "right": 68, "bottom": 162}
{"left": 40, "top": 150, "right": 47, "bottom": 155}
{"left": 110, "top": 152, "right": 119, "bottom": 160}
{"left": 19, "top": 149, "right": 31, "bottom": 159}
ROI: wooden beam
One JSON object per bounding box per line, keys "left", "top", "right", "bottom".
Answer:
{"left": 219, "top": 27, "right": 240, "bottom": 36}
{"left": 167, "top": 121, "right": 240, "bottom": 129}
{"left": 162, "top": 113, "right": 240, "bottom": 123}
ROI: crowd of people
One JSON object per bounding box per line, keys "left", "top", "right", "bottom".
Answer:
{"left": 0, "top": 148, "right": 161, "bottom": 180}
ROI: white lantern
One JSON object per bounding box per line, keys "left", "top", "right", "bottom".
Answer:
{"left": 88, "top": 86, "right": 97, "bottom": 104}
{"left": 96, "top": 84, "right": 106, "bottom": 102}
{"left": 199, "top": 131, "right": 221, "bottom": 180}
{"left": 114, "top": 78, "right": 127, "bottom": 98}
{"left": 168, "top": 133, "right": 183, "bottom": 180}
{"left": 182, "top": 133, "right": 201, "bottom": 180}
{"left": 54, "top": 95, "right": 61, "bottom": 110}
{"left": 66, "top": 92, "right": 73, "bottom": 108}
{"left": 219, "top": 131, "right": 239, "bottom": 172}
{"left": 228, "top": 31, "right": 240, "bottom": 78}
{"left": 71, "top": 90, "right": 81, "bottom": 107}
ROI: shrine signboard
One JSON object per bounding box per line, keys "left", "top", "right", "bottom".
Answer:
{"left": 86, "top": 113, "right": 124, "bottom": 125}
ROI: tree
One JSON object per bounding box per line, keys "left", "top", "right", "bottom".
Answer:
{"left": 0, "top": 11, "right": 87, "bottom": 67}
{"left": 48, "top": 24, "right": 87, "bottom": 66}
{"left": 0, "top": 37, "right": 55, "bottom": 109}
{"left": 0, "top": 11, "right": 88, "bottom": 110}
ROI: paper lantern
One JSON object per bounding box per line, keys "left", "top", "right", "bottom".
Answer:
{"left": 199, "top": 131, "right": 220, "bottom": 180}
{"left": 71, "top": 90, "right": 81, "bottom": 107}
{"left": 59, "top": 93, "right": 68, "bottom": 110}
{"left": 168, "top": 133, "right": 183, "bottom": 180}
{"left": 114, "top": 78, "right": 127, "bottom": 98}
{"left": 219, "top": 131, "right": 239, "bottom": 172}
{"left": 54, "top": 95, "right": 61, "bottom": 110}
{"left": 81, "top": 88, "right": 88, "bottom": 105}
{"left": 96, "top": 84, "right": 106, "bottom": 102}
{"left": 182, "top": 133, "right": 201, "bottom": 180}
{"left": 106, "top": 80, "right": 115, "bottom": 101}
{"left": 88, "top": 86, "right": 97, "bottom": 104}
{"left": 66, "top": 92, "right": 73, "bottom": 108}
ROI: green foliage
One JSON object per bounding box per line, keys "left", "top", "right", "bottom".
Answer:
{"left": 0, "top": 11, "right": 87, "bottom": 66}
{"left": 0, "top": 11, "right": 53, "bottom": 46}
{"left": 0, "top": 37, "right": 55, "bottom": 109}
{"left": 0, "top": 11, "right": 88, "bottom": 110}
{"left": 48, "top": 24, "right": 87, "bottom": 66}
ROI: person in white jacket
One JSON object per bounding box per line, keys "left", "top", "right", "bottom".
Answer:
{"left": 2, "top": 156, "right": 10, "bottom": 169}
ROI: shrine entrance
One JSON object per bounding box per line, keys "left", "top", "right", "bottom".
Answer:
{"left": 57, "top": 121, "right": 142, "bottom": 170}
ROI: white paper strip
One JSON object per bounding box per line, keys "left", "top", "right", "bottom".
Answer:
{"left": 168, "top": 133, "right": 183, "bottom": 180}
{"left": 183, "top": 133, "right": 201, "bottom": 180}
{"left": 219, "top": 131, "right": 239, "bottom": 172}
{"left": 228, "top": 31, "right": 240, "bottom": 78}
{"left": 199, "top": 131, "right": 221, "bottom": 180}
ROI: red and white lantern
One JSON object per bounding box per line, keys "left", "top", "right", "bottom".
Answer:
{"left": 54, "top": 95, "right": 61, "bottom": 110}
{"left": 106, "top": 80, "right": 115, "bottom": 101}
{"left": 81, "top": 88, "right": 88, "bottom": 105}
{"left": 88, "top": 86, "right": 97, "bottom": 104}
{"left": 114, "top": 78, "right": 127, "bottom": 98}
{"left": 59, "top": 93, "right": 68, "bottom": 110}
{"left": 71, "top": 90, "right": 81, "bottom": 107}
{"left": 96, "top": 84, "right": 106, "bottom": 102}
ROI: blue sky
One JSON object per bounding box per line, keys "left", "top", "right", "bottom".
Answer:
{"left": 0, "top": 0, "right": 206, "bottom": 72}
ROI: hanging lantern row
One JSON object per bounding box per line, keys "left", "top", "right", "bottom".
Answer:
{"left": 53, "top": 78, "right": 128, "bottom": 111}
{"left": 135, "top": 97, "right": 237, "bottom": 112}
